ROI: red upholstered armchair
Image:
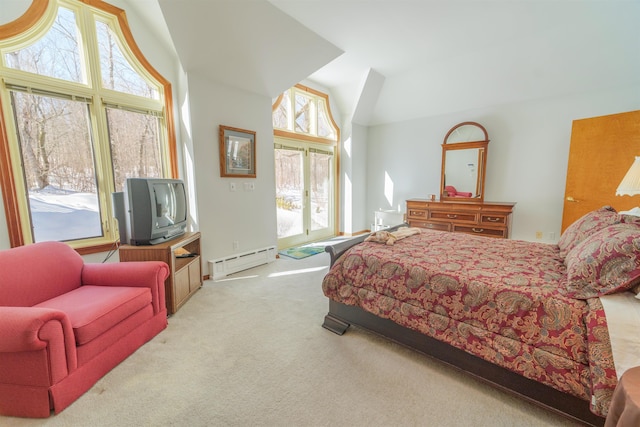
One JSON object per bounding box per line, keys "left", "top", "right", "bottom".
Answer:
{"left": 0, "top": 241, "right": 169, "bottom": 418}
{"left": 444, "top": 185, "right": 473, "bottom": 198}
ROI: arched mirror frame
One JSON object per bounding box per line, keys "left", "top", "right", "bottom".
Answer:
{"left": 440, "top": 122, "right": 489, "bottom": 202}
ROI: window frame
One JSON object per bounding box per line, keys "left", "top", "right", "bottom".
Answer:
{"left": 273, "top": 84, "right": 339, "bottom": 145}
{"left": 0, "top": 0, "right": 178, "bottom": 254}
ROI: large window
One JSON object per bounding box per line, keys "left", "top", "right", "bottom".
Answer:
{"left": 0, "top": 0, "right": 177, "bottom": 253}
{"left": 272, "top": 84, "right": 339, "bottom": 248}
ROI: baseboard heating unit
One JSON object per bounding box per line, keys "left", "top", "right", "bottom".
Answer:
{"left": 209, "top": 246, "right": 277, "bottom": 280}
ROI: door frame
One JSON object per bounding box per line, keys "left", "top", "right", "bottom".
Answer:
{"left": 275, "top": 136, "right": 337, "bottom": 249}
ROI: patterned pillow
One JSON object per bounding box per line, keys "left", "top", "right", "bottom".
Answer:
{"left": 563, "top": 224, "right": 640, "bottom": 299}
{"left": 558, "top": 206, "right": 619, "bottom": 259}
{"left": 620, "top": 213, "right": 640, "bottom": 227}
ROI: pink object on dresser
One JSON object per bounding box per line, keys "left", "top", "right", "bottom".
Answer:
{"left": 0, "top": 241, "right": 169, "bottom": 418}
{"left": 444, "top": 185, "right": 473, "bottom": 197}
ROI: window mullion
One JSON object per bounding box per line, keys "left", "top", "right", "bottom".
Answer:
{"left": 81, "top": 5, "right": 116, "bottom": 241}
{"left": 77, "top": 3, "right": 101, "bottom": 95}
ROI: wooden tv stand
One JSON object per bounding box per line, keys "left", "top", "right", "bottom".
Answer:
{"left": 119, "top": 232, "right": 202, "bottom": 315}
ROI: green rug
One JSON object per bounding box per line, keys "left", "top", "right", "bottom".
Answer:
{"left": 278, "top": 245, "right": 325, "bottom": 260}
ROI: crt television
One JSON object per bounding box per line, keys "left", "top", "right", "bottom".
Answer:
{"left": 113, "top": 178, "right": 188, "bottom": 246}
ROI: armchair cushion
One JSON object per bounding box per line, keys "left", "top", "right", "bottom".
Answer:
{"left": 35, "top": 286, "right": 152, "bottom": 345}
{"left": 81, "top": 261, "right": 168, "bottom": 315}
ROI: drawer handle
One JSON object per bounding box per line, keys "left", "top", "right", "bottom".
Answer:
{"left": 447, "top": 214, "right": 457, "bottom": 219}
{"left": 472, "top": 228, "right": 484, "bottom": 233}
{"left": 486, "top": 217, "right": 500, "bottom": 222}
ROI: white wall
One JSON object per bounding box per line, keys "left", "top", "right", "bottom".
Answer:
{"left": 348, "top": 123, "right": 370, "bottom": 233}
{"left": 186, "top": 72, "right": 277, "bottom": 270}
{"left": 366, "top": 84, "right": 640, "bottom": 242}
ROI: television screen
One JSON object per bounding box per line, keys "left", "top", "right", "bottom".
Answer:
{"left": 153, "top": 182, "right": 187, "bottom": 228}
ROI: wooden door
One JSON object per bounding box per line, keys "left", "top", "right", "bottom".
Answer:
{"left": 562, "top": 110, "right": 640, "bottom": 232}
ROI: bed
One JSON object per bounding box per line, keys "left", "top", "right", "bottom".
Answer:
{"left": 321, "top": 207, "right": 640, "bottom": 426}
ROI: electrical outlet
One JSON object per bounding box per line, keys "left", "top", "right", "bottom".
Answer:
{"left": 549, "top": 232, "right": 556, "bottom": 240}
{"left": 535, "top": 231, "right": 543, "bottom": 239}
{"left": 233, "top": 241, "right": 239, "bottom": 250}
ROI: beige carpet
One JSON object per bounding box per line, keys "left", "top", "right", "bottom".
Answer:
{"left": 2, "top": 252, "right": 580, "bottom": 427}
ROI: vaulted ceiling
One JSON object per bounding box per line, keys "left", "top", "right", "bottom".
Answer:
{"left": 133, "top": 0, "right": 640, "bottom": 126}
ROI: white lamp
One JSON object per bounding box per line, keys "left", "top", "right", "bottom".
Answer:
{"left": 616, "top": 156, "right": 640, "bottom": 196}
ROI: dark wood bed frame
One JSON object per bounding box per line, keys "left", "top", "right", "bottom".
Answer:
{"left": 321, "top": 227, "right": 605, "bottom": 427}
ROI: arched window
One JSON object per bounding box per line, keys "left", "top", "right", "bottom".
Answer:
{"left": 272, "top": 84, "right": 339, "bottom": 248}
{"left": 0, "top": 0, "right": 177, "bottom": 253}
{"left": 273, "top": 84, "right": 338, "bottom": 143}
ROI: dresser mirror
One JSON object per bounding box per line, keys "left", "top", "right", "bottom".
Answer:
{"left": 440, "top": 122, "right": 489, "bottom": 202}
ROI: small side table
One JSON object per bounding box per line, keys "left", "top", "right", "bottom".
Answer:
{"left": 606, "top": 367, "right": 640, "bottom": 427}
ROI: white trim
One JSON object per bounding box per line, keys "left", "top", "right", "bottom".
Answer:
{"left": 209, "top": 246, "right": 277, "bottom": 280}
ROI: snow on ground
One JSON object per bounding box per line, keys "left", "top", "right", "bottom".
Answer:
{"left": 29, "top": 188, "right": 101, "bottom": 242}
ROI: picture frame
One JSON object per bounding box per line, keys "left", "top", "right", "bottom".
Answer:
{"left": 219, "top": 125, "right": 256, "bottom": 178}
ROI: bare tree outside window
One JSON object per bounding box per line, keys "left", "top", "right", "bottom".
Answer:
{"left": 272, "top": 91, "right": 289, "bottom": 130}
{"left": 96, "top": 20, "right": 158, "bottom": 99}
{"left": 107, "top": 107, "right": 163, "bottom": 192}
{"left": 11, "top": 91, "right": 102, "bottom": 242}
{"left": 4, "top": 7, "right": 83, "bottom": 83}
{"left": 294, "top": 93, "right": 312, "bottom": 134}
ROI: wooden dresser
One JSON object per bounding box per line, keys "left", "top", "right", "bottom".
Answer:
{"left": 406, "top": 199, "right": 516, "bottom": 238}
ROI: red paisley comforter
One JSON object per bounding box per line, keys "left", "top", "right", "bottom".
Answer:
{"left": 322, "top": 230, "right": 617, "bottom": 416}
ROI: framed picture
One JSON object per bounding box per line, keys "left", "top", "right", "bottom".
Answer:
{"left": 219, "top": 125, "right": 256, "bottom": 178}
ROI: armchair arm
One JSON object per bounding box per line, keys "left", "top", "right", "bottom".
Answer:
{"left": 82, "top": 261, "right": 169, "bottom": 314}
{"left": 0, "top": 307, "right": 77, "bottom": 375}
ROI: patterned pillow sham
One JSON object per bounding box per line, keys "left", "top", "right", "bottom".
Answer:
{"left": 620, "top": 212, "right": 640, "bottom": 227}
{"left": 563, "top": 224, "right": 640, "bottom": 299}
{"left": 558, "top": 206, "right": 619, "bottom": 259}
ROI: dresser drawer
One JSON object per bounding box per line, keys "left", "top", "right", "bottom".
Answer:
{"left": 480, "top": 214, "right": 508, "bottom": 226}
{"left": 430, "top": 211, "right": 477, "bottom": 223}
{"left": 409, "top": 221, "right": 450, "bottom": 232}
{"left": 453, "top": 225, "right": 506, "bottom": 238}
{"left": 408, "top": 209, "right": 428, "bottom": 219}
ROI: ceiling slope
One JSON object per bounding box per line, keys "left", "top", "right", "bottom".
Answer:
{"left": 132, "top": 0, "right": 640, "bottom": 126}
{"left": 269, "top": 0, "right": 640, "bottom": 125}
{"left": 157, "top": 0, "right": 343, "bottom": 99}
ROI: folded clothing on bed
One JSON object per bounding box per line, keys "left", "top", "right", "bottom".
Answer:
{"left": 364, "top": 226, "right": 422, "bottom": 245}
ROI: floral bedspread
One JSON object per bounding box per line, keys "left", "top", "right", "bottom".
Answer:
{"left": 322, "top": 230, "right": 617, "bottom": 417}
